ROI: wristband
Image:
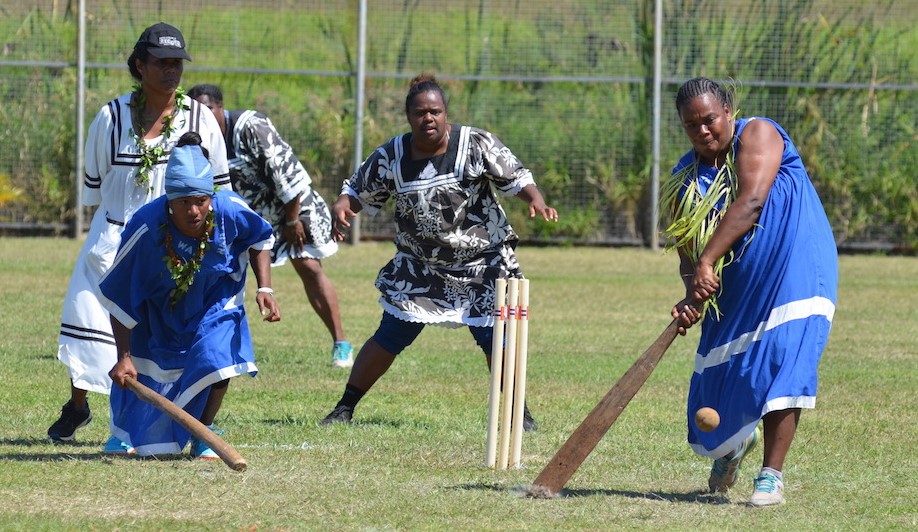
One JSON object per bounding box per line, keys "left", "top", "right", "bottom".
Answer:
{"left": 257, "top": 287, "right": 274, "bottom": 295}
{"left": 285, "top": 219, "right": 299, "bottom": 227}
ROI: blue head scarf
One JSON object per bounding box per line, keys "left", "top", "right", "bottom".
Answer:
{"left": 164, "top": 143, "right": 213, "bottom": 200}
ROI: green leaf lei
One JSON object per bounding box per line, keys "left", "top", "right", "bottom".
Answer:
{"left": 659, "top": 144, "right": 738, "bottom": 317}
{"left": 129, "top": 85, "right": 190, "bottom": 191}
{"left": 161, "top": 208, "right": 215, "bottom": 308}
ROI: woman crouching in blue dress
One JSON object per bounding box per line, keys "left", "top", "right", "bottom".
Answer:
{"left": 99, "top": 132, "right": 281, "bottom": 459}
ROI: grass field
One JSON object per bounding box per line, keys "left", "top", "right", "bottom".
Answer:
{"left": 0, "top": 237, "right": 915, "bottom": 530}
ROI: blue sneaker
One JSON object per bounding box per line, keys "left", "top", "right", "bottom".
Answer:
{"left": 708, "top": 427, "right": 759, "bottom": 492}
{"left": 331, "top": 341, "right": 354, "bottom": 368}
{"left": 750, "top": 470, "right": 785, "bottom": 507}
{"left": 102, "top": 436, "right": 135, "bottom": 455}
{"left": 190, "top": 426, "right": 222, "bottom": 460}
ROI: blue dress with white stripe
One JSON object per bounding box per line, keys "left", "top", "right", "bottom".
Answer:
{"left": 672, "top": 117, "right": 838, "bottom": 459}
{"left": 98, "top": 190, "right": 274, "bottom": 456}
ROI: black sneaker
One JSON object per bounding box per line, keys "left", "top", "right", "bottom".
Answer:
{"left": 523, "top": 404, "right": 538, "bottom": 432}
{"left": 321, "top": 404, "right": 354, "bottom": 424}
{"left": 48, "top": 399, "right": 92, "bottom": 442}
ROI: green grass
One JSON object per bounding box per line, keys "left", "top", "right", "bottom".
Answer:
{"left": 0, "top": 237, "right": 916, "bottom": 530}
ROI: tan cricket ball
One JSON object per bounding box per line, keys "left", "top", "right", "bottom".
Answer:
{"left": 694, "top": 407, "right": 720, "bottom": 432}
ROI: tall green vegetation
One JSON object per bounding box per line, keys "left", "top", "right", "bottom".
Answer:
{"left": 0, "top": 7, "right": 78, "bottom": 225}
{"left": 661, "top": 0, "right": 917, "bottom": 250}
{"left": 1, "top": 1, "right": 915, "bottom": 249}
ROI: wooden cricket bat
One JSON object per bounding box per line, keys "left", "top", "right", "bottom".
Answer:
{"left": 529, "top": 319, "right": 679, "bottom": 497}
{"left": 124, "top": 376, "right": 248, "bottom": 471}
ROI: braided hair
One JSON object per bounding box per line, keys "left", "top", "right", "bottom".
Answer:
{"left": 405, "top": 73, "right": 448, "bottom": 114}
{"left": 127, "top": 47, "right": 151, "bottom": 82}
{"left": 675, "top": 77, "right": 734, "bottom": 112}
{"left": 175, "top": 131, "right": 209, "bottom": 159}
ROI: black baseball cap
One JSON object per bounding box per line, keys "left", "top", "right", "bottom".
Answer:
{"left": 135, "top": 22, "right": 192, "bottom": 61}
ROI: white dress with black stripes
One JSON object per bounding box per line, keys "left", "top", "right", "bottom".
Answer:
{"left": 57, "top": 92, "right": 229, "bottom": 394}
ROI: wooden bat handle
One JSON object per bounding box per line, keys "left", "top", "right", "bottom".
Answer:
{"left": 124, "top": 376, "right": 248, "bottom": 472}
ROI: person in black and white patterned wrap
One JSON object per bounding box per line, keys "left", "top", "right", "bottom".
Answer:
{"left": 320, "top": 74, "right": 558, "bottom": 429}
{"left": 189, "top": 84, "right": 353, "bottom": 369}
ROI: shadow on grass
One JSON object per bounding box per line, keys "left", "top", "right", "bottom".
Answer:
{"left": 551, "top": 488, "right": 731, "bottom": 505}
{"left": 259, "top": 414, "right": 433, "bottom": 430}
{"left": 313, "top": 416, "right": 433, "bottom": 430}
{"left": 356, "top": 417, "right": 433, "bottom": 430}
{"left": 1, "top": 437, "right": 98, "bottom": 448}
{"left": 261, "top": 416, "right": 314, "bottom": 426}
{"left": 0, "top": 438, "right": 194, "bottom": 463}
{"left": 452, "top": 482, "right": 731, "bottom": 505}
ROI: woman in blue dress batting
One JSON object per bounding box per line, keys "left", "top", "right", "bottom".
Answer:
{"left": 663, "top": 77, "right": 838, "bottom": 507}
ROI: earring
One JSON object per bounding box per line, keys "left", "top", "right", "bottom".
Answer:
{"left": 168, "top": 206, "right": 173, "bottom": 215}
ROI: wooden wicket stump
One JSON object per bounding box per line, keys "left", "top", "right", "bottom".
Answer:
{"left": 486, "top": 278, "right": 530, "bottom": 469}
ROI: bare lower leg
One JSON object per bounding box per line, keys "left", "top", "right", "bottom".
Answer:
{"left": 761, "top": 408, "right": 800, "bottom": 471}
{"left": 292, "top": 258, "right": 345, "bottom": 342}
{"left": 70, "top": 382, "right": 89, "bottom": 409}
{"left": 347, "top": 339, "right": 396, "bottom": 393}
{"left": 199, "top": 382, "right": 229, "bottom": 426}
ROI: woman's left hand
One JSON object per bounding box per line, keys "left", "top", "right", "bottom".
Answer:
{"left": 690, "top": 261, "right": 720, "bottom": 304}
{"left": 257, "top": 292, "right": 281, "bottom": 322}
{"left": 283, "top": 221, "right": 306, "bottom": 255}
{"left": 529, "top": 200, "right": 559, "bottom": 222}
{"left": 517, "top": 184, "right": 559, "bottom": 222}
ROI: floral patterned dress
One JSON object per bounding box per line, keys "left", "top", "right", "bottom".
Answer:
{"left": 224, "top": 109, "right": 337, "bottom": 264}
{"left": 343, "top": 124, "right": 536, "bottom": 328}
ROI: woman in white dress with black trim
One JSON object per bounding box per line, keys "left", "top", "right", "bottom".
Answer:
{"left": 48, "top": 22, "right": 230, "bottom": 443}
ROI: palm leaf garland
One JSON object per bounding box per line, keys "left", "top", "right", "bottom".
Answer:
{"left": 161, "top": 208, "right": 215, "bottom": 308}
{"left": 129, "top": 85, "right": 190, "bottom": 191}
{"left": 659, "top": 147, "right": 738, "bottom": 316}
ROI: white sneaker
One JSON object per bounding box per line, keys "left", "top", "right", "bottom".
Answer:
{"left": 750, "top": 470, "right": 785, "bottom": 506}
{"left": 708, "top": 427, "right": 759, "bottom": 492}
{"left": 331, "top": 341, "right": 354, "bottom": 368}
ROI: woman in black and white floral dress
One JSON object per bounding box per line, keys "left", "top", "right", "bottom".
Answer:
{"left": 322, "top": 74, "right": 558, "bottom": 427}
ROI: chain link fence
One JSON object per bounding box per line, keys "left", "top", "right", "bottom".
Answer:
{"left": 1, "top": 0, "right": 916, "bottom": 250}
